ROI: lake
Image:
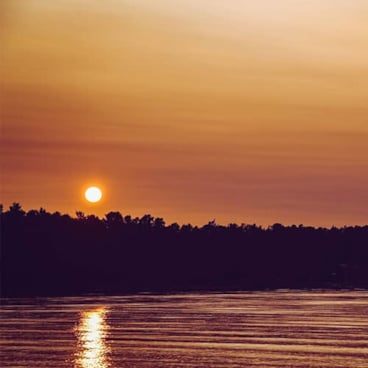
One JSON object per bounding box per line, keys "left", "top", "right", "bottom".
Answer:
{"left": 1, "top": 291, "right": 368, "bottom": 367}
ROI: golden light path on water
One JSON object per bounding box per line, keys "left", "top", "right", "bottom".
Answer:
{"left": 74, "top": 307, "right": 110, "bottom": 368}
{"left": 1, "top": 292, "right": 368, "bottom": 367}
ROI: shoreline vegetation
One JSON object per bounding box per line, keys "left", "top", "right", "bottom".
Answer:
{"left": 1, "top": 203, "right": 368, "bottom": 297}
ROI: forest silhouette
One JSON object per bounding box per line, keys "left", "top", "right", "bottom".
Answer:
{"left": 1, "top": 203, "right": 368, "bottom": 297}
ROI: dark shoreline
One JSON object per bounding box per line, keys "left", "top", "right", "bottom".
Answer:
{"left": 2, "top": 204, "right": 368, "bottom": 299}
{"left": 2, "top": 287, "right": 368, "bottom": 301}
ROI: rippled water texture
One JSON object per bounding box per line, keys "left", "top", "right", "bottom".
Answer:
{"left": 1, "top": 291, "right": 368, "bottom": 367}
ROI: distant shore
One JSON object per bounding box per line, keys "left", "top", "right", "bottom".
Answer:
{"left": 2, "top": 204, "right": 368, "bottom": 297}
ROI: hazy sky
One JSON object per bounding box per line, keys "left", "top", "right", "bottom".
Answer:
{"left": 1, "top": 0, "right": 368, "bottom": 226}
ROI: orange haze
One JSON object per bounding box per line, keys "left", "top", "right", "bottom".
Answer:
{"left": 1, "top": 0, "right": 368, "bottom": 226}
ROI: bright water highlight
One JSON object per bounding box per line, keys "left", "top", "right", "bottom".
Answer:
{"left": 1, "top": 291, "right": 368, "bottom": 367}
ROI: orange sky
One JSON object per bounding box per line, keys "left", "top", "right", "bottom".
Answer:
{"left": 1, "top": 0, "right": 368, "bottom": 226}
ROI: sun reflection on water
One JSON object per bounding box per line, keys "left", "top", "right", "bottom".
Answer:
{"left": 74, "top": 307, "right": 111, "bottom": 368}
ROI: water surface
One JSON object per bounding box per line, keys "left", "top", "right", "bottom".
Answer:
{"left": 1, "top": 291, "right": 368, "bottom": 367}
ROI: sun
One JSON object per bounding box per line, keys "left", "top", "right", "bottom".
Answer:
{"left": 85, "top": 186, "right": 102, "bottom": 203}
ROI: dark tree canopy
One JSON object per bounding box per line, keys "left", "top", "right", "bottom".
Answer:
{"left": 1, "top": 203, "right": 368, "bottom": 297}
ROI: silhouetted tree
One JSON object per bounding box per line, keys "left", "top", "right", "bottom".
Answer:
{"left": 104, "top": 211, "right": 124, "bottom": 226}
{"left": 1, "top": 203, "right": 368, "bottom": 297}
{"left": 153, "top": 217, "right": 165, "bottom": 228}
{"left": 9, "top": 202, "right": 25, "bottom": 216}
{"left": 139, "top": 214, "right": 154, "bottom": 227}
{"left": 75, "top": 211, "right": 85, "bottom": 220}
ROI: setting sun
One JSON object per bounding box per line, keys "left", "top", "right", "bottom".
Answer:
{"left": 85, "top": 187, "right": 102, "bottom": 203}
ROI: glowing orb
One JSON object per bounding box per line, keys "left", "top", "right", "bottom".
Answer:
{"left": 85, "top": 186, "right": 102, "bottom": 203}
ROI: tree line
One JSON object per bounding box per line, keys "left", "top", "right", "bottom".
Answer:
{"left": 1, "top": 203, "right": 368, "bottom": 296}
